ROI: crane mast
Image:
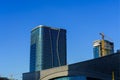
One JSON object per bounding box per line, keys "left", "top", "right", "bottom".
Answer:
{"left": 99, "top": 33, "right": 105, "bottom": 56}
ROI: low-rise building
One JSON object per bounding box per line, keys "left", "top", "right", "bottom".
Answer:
{"left": 23, "top": 52, "right": 120, "bottom": 80}
{"left": 0, "top": 77, "right": 9, "bottom": 80}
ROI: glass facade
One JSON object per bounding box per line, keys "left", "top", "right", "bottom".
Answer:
{"left": 93, "top": 46, "right": 100, "bottom": 58}
{"left": 93, "top": 40, "right": 101, "bottom": 58}
{"left": 30, "top": 26, "right": 67, "bottom": 72}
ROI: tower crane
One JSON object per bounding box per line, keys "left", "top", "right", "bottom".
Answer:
{"left": 99, "top": 33, "right": 105, "bottom": 56}
{"left": 99, "top": 33, "right": 105, "bottom": 40}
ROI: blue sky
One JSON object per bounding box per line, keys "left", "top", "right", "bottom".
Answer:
{"left": 0, "top": 0, "right": 119, "bottom": 79}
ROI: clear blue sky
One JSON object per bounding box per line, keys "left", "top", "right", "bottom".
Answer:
{"left": 0, "top": 0, "right": 119, "bottom": 79}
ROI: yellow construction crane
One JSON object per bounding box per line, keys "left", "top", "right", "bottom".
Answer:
{"left": 99, "top": 33, "right": 105, "bottom": 56}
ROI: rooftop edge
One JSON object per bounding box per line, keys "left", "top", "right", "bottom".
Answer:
{"left": 31, "top": 25, "right": 66, "bottom": 32}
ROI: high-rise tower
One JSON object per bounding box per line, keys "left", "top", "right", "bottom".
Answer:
{"left": 30, "top": 25, "right": 67, "bottom": 72}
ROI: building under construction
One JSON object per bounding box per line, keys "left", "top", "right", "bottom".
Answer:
{"left": 93, "top": 33, "right": 114, "bottom": 58}
{"left": 93, "top": 40, "right": 114, "bottom": 58}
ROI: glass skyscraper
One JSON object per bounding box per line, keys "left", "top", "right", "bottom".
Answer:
{"left": 30, "top": 25, "right": 67, "bottom": 72}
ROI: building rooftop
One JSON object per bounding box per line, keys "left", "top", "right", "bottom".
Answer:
{"left": 31, "top": 25, "right": 66, "bottom": 32}
{"left": 23, "top": 52, "right": 120, "bottom": 80}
